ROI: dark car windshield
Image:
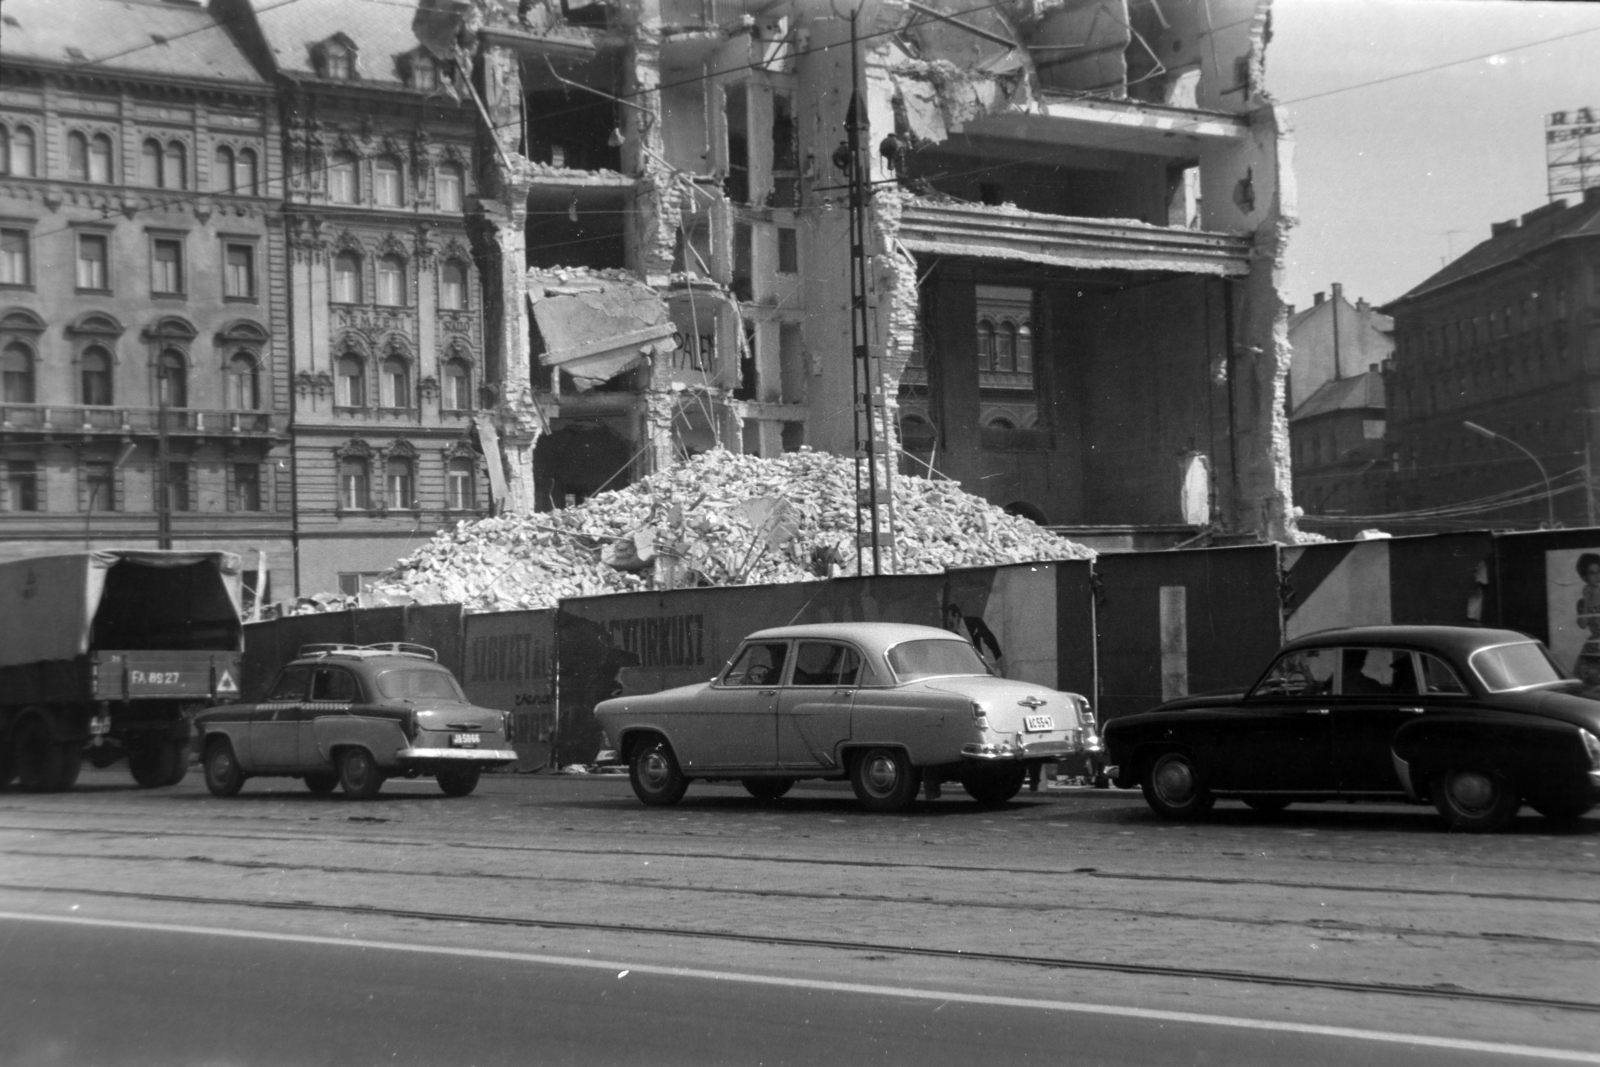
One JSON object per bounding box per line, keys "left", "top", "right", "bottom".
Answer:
{"left": 887, "top": 639, "right": 989, "bottom": 681}
{"left": 373, "top": 668, "right": 466, "bottom": 701}
{"left": 1468, "top": 642, "right": 1567, "bottom": 693}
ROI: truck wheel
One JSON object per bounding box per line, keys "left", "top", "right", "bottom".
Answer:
{"left": 203, "top": 739, "right": 245, "bottom": 797}
{"left": 437, "top": 766, "right": 481, "bottom": 797}
{"left": 129, "top": 743, "right": 180, "bottom": 789}
{"left": 960, "top": 765, "right": 1027, "bottom": 806}
{"left": 629, "top": 739, "right": 688, "bottom": 806}
{"left": 338, "top": 748, "right": 385, "bottom": 800}
{"left": 850, "top": 748, "right": 919, "bottom": 813}
{"left": 163, "top": 741, "right": 190, "bottom": 787}
{"left": 14, "top": 718, "right": 66, "bottom": 793}
{"left": 1140, "top": 751, "right": 1215, "bottom": 820}
{"left": 1431, "top": 767, "right": 1520, "bottom": 832}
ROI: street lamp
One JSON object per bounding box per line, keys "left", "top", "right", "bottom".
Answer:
{"left": 1463, "top": 420, "right": 1555, "bottom": 528}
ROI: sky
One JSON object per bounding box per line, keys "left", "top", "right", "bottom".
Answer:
{"left": 1265, "top": 0, "right": 1600, "bottom": 312}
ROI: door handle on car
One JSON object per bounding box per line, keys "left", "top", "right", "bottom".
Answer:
{"left": 1399, "top": 707, "right": 1424, "bottom": 714}
{"left": 1304, "top": 708, "right": 1330, "bottom": 715}
{"left": 759, "top": 689, "right": 777, "bottom": 696}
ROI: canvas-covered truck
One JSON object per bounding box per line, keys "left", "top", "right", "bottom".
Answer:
{"left": 0, "top": 550, "right": 244, "bottom": 792}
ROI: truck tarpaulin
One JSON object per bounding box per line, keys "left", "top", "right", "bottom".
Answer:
{"left": 0, "top": 550, "right": 242, "bottom": 670}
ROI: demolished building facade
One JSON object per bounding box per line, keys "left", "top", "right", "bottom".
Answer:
{"left": 457, "top": 0, "right": 1296, "bottom": 546}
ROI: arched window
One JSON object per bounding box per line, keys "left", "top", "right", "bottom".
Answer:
{"left": 1016, "top": 323, "right": 1033, "bottom": 374}
{"left": 81, "top": 347, "right": 113, "bottom": 405}
{"left": 164, "top": 141, "right": 186, "bottom": 190}
{"left": 329, "top": 151, "right": 358, "bottom": 203}
{"left": 376, "top": 255, "right": 405, "bottom": 305}
{"left": 9, "top": 126, "right": 36, "bottom": 177}
{"left": 443, "top": 358, "right": 471, "bottom": 410}
{"left": 437, "top": 163, "right": 463, "bottom": 212}
{"left": 236, "top": 148, "right": 258, "bottom": 196}
{"left": 67, "top": 132, "right": 89, "bottom": 181}
{"left": 332, "top": 251, "right": 361, "bottom": 303}
{"left": 440, "top": 260, "right": 467, "bottom": 310}
{"left": 214, "top": 145, "right": 234, "bottom": 192}
{"left": 339, "top": 457, "right": 369, "bottom": 509}
{"left": 446, "top": 457, "right": 476, "bottom": 510}
{"left": 995, "top": 322, "right": 1017, "bottom": 373}
{"left": 380, "top": 356, "right": 410, "bottom": 408}
{"left": 386, "top": 456, "right": 414, "bottom": 508}
{"left": 2, "top": 342, "right": 34, "bottom": 404}
{"left": 986, "top": 416, "right": 1016, "bottom": 430}
{"left": 158, "top": 350, "right": 187, "bottom": 408}
{"left": 374, "top": 157, "right": 401, "bottom": 207}
{"left": 336, "top": 355, "right": 366, "bottom": 407}
{"left": 976, "top": 319, "right": 995, "bottom": 372}
{"left": 89, "top": 134, "right": 113, "bottom": 183}
{"left": 228, "top": 353, "right": 260, "bottom": 410}
{"left": 141, "top": 139, "right": 163, "bottom": 186}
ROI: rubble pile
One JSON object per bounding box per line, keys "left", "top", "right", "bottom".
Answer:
{"left": 358, "top": 449, "right": 1093, "bottom": 613}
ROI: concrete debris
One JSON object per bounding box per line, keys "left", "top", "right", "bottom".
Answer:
{"left": 528, "top": 268, "right": 679, "bottom": 390}
{"left": 361, "top": 449, "right": 1094, "bottom": 613}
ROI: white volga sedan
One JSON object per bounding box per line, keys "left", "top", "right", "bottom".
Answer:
{"left": 594, "top": 622, "right": 1099, "bottom": 812}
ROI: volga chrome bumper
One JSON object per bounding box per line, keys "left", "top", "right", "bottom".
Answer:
{"left": 399, "top": 747, "right": 518, "bottom": 763}
{"left": 963, "top": 739, "right": 1084, "bottom": 760}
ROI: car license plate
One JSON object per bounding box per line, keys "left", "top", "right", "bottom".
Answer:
{"left": 451, "top": 733, "right": 480, "bottom": 747}
{"left": 1023, "top": 714, "right": 1054, "bottom": 733}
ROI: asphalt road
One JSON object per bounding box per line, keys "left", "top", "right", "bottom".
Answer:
{"left": 1, "top": 768, "right": 1596, "bottom": 1066}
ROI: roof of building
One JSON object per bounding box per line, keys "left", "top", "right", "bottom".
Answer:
{"left": 0, "top": 0, "right": 265, "bottom": 85}
{"left": 1287, "top": 296, "right": 1393, "bottom": 335}
{"left": 249, "top": 0, "right": 429, "bottom": 88}
{"left": 1388, "top": 192, "right": 1600, "bottom": 307}
{"left": 1290, "top": 370, "right": 1385, "bottom": 423}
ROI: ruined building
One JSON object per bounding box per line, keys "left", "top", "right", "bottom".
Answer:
{"left": 452, "top": 0, "right": 1296, "bottom": 546}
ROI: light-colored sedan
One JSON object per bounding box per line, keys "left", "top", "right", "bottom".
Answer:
{"left": 594, "top": 622, "right": 1099, "bottom": 812}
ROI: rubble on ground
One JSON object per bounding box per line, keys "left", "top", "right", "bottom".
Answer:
{"left": 325, "top": 449, "right": 1093, "bottom": 614}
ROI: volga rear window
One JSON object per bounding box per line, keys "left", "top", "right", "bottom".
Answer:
{"left": 887, "top": 639, "right": 988, "bottom": 681}
{"left": 374, "top": 668, "right": 465, "bottom": 701}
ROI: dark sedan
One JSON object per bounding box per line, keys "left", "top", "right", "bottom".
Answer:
{"left": 1102, "top": 626, "right": 1600, "bottom": 832}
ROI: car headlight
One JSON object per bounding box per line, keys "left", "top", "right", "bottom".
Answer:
{"left": 1581, "top": 729, "right": 1600, "bottom": 770}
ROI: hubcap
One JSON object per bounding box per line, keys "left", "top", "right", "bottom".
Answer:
{"left": 1154, "top": 758, "right": 1196, "bottom": 804}
{"left": 1449, "top": 770, "right": 1496, "bottom": 813}
{"left": 863, "top": 755, "right": 900, "bottom": 797}
{"left": 639, "top": 751, "right": 671, "bottom": 790}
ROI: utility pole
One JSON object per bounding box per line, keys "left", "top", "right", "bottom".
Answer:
{"left": 843, "top": 10, "right": 893, "bottom": 575}
{"left": 157, "top": 367, "right": 173, "bottom": 549}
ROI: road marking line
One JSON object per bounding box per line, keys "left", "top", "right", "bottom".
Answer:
{"left": 3, "top": 910, "right": 1595, "bottom": 1063}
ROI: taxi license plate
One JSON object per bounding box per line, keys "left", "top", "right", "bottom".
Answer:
{"left": 451, "top": 733, "right": 481, "bottom": 747}
{"left": 1023, "top": 715, "right": 1054, "bottom": 733}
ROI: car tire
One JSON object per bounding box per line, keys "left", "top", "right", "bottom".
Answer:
{"left": 129, "top": 742, "right": 180, "bottom": 789}
{"left": 1526, "top": 795, "right": 1593, "bottom": 825}
{"left": 850, "top": 748, "right": 919, "bottom": 813}
{"left": 1140, "top": 751, "right": 1215, "bottom": 820}
{"left": 1431, "top": 767, "right": 1520, "bottom": 832}
{"left": 437, "top": 766, "right": 482, "bottom": 798}
{"left": 338, "top": 748, "right": 385, "bottom": 800}
{"left": 630, "top": 740, "right": 689, "bottom": 807}
{"left": 1243, "top": 797, "right": 1291, "bottom": 815}
{"left": 203, "top": 738, "right": 245, "bottom": 798}
{"left": 14, "top": 717, "right": 69, "bottom": 793}
{"left": 960, "top": 764, "right": 1027, "bottom": 806}
{"left": 304, "top": 772, "right": 339, "bottom": 795}
{"left": 741, "top": 778, "right": 794, "bottom": 801}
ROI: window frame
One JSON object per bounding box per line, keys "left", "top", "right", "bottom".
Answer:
{"left": 436, "top": 163, "right": 463, "bottom": 212}
{"left": 150, "top": 235, "right": 186, "bottom": 296}
{"left": 375, "top": 254, "right": 406, "bottom": 306}
{"left": 380, "top": 355, "right": 411, "bottom": 409}
{"left": 332, "top": 250, "right": 362, "bottom": 304}
{"left": 80, "top": 345, "right": 114, "bottom": 406}
{"left": 2, "top": 341, "right": 36, "bottom": 404}
{"left": 222, "top": 241, "right": 257, "bottom": 300}
{"left": 439, "top": 259, "right": 468, "bottom": 310}
{"left": 0, "top": 226, "right": 31, "bottom": 287}
{"left": 445, "top": 456, "right": 476, "bottom": 510}
{"left": 339, "top": 456, "right": 371, "bottom": 510}
{"left": 328, "top": 151, "right": 359, "bottom": 204}
{"left": 373, "top": 156, "right": 402, "bottom": 207}
{"left": 442, "top": 358, "right": 472, "bottom": 411}
{"left": 232, "top": 461, "right": 263, "bottom": 512}
{"left": 75, "top": 230, "right": 111, "bottom": 292}
{"left": 4, "top": 457, "right": 41, "bottom": 512}
{"left": 335, "top": 354, "right": 367, "bottom": 409}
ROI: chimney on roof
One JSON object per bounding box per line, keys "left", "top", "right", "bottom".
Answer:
{"left": 1356, "top": 297, "right": 1369, "bottom": 313}
{"left": 1314, "top": 291, "right": 1325, "bottom": 305}
{"left": 1369, "top": 363, "right": 1379, "bottom": 374}
{"left": 1332, "top": 282, "right": 1343, "bottom": 302}
{"left": 1491, "top": 219, "right": 1519, "bottom": 238}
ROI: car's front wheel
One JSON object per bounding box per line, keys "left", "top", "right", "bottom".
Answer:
{"left": 960, "top": 764, "right": 1026, "bottom": 806}
{"left": 1431, "top": 767, "right": 1520, "bottom": 832}
{"left": 742, "top": 778, "right": 794, "bottom": 801}
{"left": 437, "top": 765, "right": 482, "bottom": 797}
{"left": 1140, "top": 751, "right": 1215, "bottom": 820}
{"left": 630, "top": 740, "right": 689, "bottom": 806}
{"left": 850, "top": 748, "right": 919, "bottom": 813}
{"left": 337, "top": 748, "right": 385, "bottom": 800}
{"left": 203, "top": 738, "right": 244, "bottom": 798}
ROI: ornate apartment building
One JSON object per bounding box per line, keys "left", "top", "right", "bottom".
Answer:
{"left": 0, "top": 0, "right": 290, "bottom": 603}
{"left": 218, "top": 0, "right": 489, "bottom": 595}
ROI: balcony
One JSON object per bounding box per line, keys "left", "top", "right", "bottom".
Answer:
{"left": 897, "top": 201, "right": 1252, "bottom": 276}
{"left": 0, "top": 405, "right": 285, "bottom": 440}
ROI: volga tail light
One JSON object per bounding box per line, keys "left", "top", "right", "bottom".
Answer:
{"left": 1581, "top": 729, "right": 1600, "bottom": 770}
{"left": 970, "top": 701, "right": 989, "bottom": 729}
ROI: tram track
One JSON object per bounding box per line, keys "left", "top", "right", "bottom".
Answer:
{"left": 1, "top": 821, "right": 1595, "bottom": 906}
{"left": 5, "top": 881, "right": 1599, "bottom": 1016}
